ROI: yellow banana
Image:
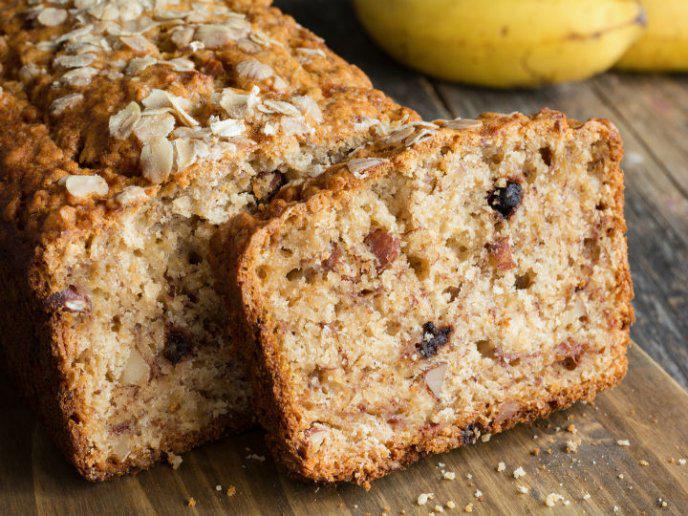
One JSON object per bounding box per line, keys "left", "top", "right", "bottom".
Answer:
{"left": 354, "top": 0, "right": 645, "bottom": 88}
{"left": 616, "top": 0, "right": 688, "bottom": 71}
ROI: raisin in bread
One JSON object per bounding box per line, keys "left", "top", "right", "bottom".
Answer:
{"left": 0, "top": 0, "right": 415, "bottom": 480}
{"left": 215, "top": 110, "right": 634, "bottom": 487}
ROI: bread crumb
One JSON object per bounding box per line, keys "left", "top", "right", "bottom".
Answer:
{"left": 246, "top": 453, "right": 266, "bottom": 461}
{"left": 186, "top": 497, "right": 196, "bottom": 508}
{"left": 464, "top": 503, "right": 474, "bottom": 513}
{"left": 513, "top": 466, "right": 526, "bottom": 479}
{"left": 678, "top": 458, "right": 686, "bottom": 466}
{"left": 639, "top": 459, "right": 649, "bottom": 467}
{"left": 530, "top": 447, "right": 541, "bottom": 456}
{"left": 582, "top": 493, "right": 591, "bottom": 501}
{"left": 446, "top": 501, "right": 456, "bottom": 509}
{"left": 566, "top": 424, "right": 577, "bottom": 433}
{"left": 496, "top": 461, "right": 506, "bottom": 472}
{"left": 657, "top": 498, "right": 668, "bottom": 508}
{"left": 438, "top": 462, "right": 445, "bottom": 468}
{"left": 474, "top": 489, "right": 483, "bottom": 499}
{"left": 215, "top": 484, "right": 222, "bottom": 491}
{"left": 616, "top": 439, "right": 630, "bottom": 447}
{"left": 442, "top": 471, "right": 456, "bottom": 480}
{"left": 480, "top": 433, "right": 492, "bottom": 443}
{"left": 544, "top": 493, "right": 564, "bottom": 507}
{"left": 618, "top": 474, "right": 624, "bottom": 479}
{"left": 517, "top": 486, "right": 529, "bottom": 494}
{"left": 168, "top": 452, "right": 183, "bottom": 470}
{"left": 565, "top": 440, "right": 579, "bottom": 453}
{"left": 226, "top": 485, "right": 237, "bottom": 497}
{"left": 417, "top": 493, "right": 434, "bottom": 506}
{"left": 613, "top": 506, "right": 620, "bottom": 512}
{"left": 434, "top": 504, "right": 445, "bottom": 513}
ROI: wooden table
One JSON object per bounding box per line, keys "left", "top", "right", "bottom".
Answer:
{"left": 2, "top": 1, "right": 688, "bottom": 514}
{"left": 275, "top": 0, "right": 688, "bottom": 389}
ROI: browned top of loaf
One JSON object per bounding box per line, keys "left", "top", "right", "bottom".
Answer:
{"left": 0, "top": 0, "right": 414, "bottom": 243}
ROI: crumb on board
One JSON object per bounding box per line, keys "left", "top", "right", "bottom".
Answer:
{"left": 565, "top": 440, "right": 579, "bottom": 453}
{"left": 434, "top": 504, "right": 445, "bottom": 513}
{"left": 186, "top": 497, "right": 196, "bottom": 508}
{"left": 657, "top": 498, "right": 669, "bottom": 508}
{"left": 246, "top": 454, "right": 266, "bottom": 462}
{"left": 639, "top": 459, "right": 650, "bottom": 467}
{"left": 417, "top": 493, "right": 434, "bottom": 506}
{"left": 517, "top": 486, "right": 529, "bottom": 495}
{"left": 566, "top": 424, "right": 577, "bottom": 433}
{"left": 446, "top": 501, "right": 456, "bottom": 509}
{"left": 442, "top": 471, "right": 456, "bottom": 480}
{"left": 464, "top": 503, "right": 474, "bottom": 513}
{"left": 226, "top": 485, "right": 237, "bottom": 497}
{"left": 474, "top": 489, "right": 483, "bottom": 499}
{"left": 678, "top": 458, "right": 686, "bottom": 466}
{"left": 531, "top": 447, "right": 541, "bottom": 456}
{"left": 496, "top": 461, "right": 506, "bottom": 472}
{"left": 544, "top": 493, "right": 564, "bottom": 508}
{"left": 616, "top": 439, "right": 631, "bottom": 447}
{"left": 582, "top": 493, "right": 591, "bottom": 501}
{"left": 167, "top": 452, "right": 183, "bottom": 470}
{"left": 481, "top": 434, "right": 492, "bottom": 443}
{"left": 513, "top": 466, "right": 526, "bottom": 479}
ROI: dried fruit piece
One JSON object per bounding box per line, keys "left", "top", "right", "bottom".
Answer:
{"left": 556, "top": 340, "right": 585, "bottom": 370}
{"left": 164, "top": 325, "right": 195, "bottom": 365}
{"left": 416, "top": 322, "right": 452, "bottom": 358}
{"left": 322, "top": 244, "right": 342, "bottom": 271}
{"left": 364, "top": 228, "right": 400, "bottom": 270}
{"left": 488, "top": 181, "right": 523, "bottom": 218}
{"left": 488, "top": 237, "right": 516, "bottom": 271}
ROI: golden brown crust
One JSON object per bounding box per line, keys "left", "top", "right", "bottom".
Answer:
{"left": 216, "top": 109, "right": 634, "bottom": 487}
{"left": 0, "top": 0, "right": 416, "bottom": 480}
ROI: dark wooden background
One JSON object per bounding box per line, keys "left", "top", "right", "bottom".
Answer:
{"left": 275, "top": 0, "right": 688, "bottom": 388}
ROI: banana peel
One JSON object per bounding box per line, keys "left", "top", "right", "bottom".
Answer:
{"left": 616, "top": 0, "right": 688, "bottom": 71}
{"left": 354, "top": 0, "right": 646, "bottom": 88}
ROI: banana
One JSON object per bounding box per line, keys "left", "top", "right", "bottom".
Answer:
{"left": 353, "top": 0, "right": 645, "bottom": 88}
{"left": 616, "top": 0, "right": 688, "bottom": 71}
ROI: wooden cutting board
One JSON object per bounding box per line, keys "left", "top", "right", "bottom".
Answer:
{"left": 2, "top": 344, "right": 687, "bottom": 515}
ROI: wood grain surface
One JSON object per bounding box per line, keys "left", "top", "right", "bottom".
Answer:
{"left": 1, "top": 345, "right": 686, "bottom": 515}
{"left": 2, "top": 1, "right": 688, "bottom": 514}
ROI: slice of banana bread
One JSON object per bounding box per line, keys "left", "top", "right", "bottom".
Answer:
{"left": 0, "top": 0, "right": 415, "bottom": 480}
{"left": 216, "top": 110, "right": 634, "bottom": 487}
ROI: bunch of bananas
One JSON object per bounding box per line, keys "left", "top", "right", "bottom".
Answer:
{"left": 353, "top": 0, "right": 688, "bottom": 88}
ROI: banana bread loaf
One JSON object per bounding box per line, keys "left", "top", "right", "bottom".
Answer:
{"left": 0, "top": 0, "right": 415, "bottom": 480}
{"left": 215, "top": 110, "right": 634, "bottom": 487}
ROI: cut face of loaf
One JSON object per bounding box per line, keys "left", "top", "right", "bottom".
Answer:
{"left": 222, "top": 110, "right": 634, "bottom": 486}
{"left": 0, "top": 0, "right": 415, "bottom": 480}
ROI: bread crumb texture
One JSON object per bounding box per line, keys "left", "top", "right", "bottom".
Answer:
{"left": 227, "top": 110, "right": 633, "bottom": 486}
{"left": 0, "top": 0, "right": 414, "bottom": 480}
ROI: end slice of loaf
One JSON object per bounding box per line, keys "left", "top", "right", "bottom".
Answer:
{"left": 0, "top": 0, "right": 415, "bottom": 479}
{"left": 216, "top": 110, "right": 634, "bottom": 487}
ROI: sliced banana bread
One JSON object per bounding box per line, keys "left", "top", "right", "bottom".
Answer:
{"left": 0, "top": 0, "right": 415, "bottom": 480}
{"left": 216, "top": 110, "right": 634, "bottom": 486}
